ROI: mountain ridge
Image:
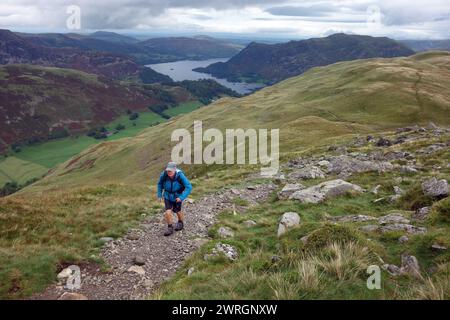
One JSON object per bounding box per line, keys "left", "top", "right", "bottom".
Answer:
{"left": 194, "top": 33, "right": 415, "bottom": 84}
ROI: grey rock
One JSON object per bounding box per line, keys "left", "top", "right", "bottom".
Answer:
{"left": 371, "top": 185, "right": 381, "bottom": 195}
{"left": 290, "top": 179, "right": 363, "bottom": 204}
{"left": 327, "top": 155, "right": 393, "bottom": 175}
{"left": 187, "top": 267, "right": 196, "bottom": 276}
{"left": 400, "top": 166, "right": 418, "bottom": 174}
{"left": 133, "top": 255, "right": 146, "bottom": 266}
{"left": 393, "top": 186, "right": 404, "bottom": 195}
{"left": 100, "top": 237, "right": 114, "bottom": 243}
{"left": 278, "top": 183, "right": 305, "bottom": 199}
{"left": 360, "top": 225, "right": 379, "bottom": 233}
{"left": 383, "top": 264, "right": 402, "bottom": 276}
{"left": 217, "top": 226, "right": 234, "bottom": 238}
{"left": 329, "top": 214, "right": 377, "bottom": 223}
{"left": 127, "top": 266, "right": 145, "bottom": 276}
{"left": 291, "top": 166, "right": 325, "bottom": 180}
{"left": 413, "top": 207, "right": 431, "bottom": 220}
{"left": 243, "top": 220, "right": 257, "bottom": 227}
{"left": 277, "top": 212, "right": 301, "bottom": 237}
{"left": 214, "top": 243, "right": 239, "bottom": 261}
{"left": 378, "top": 213, "right": 410, "bottom": 225}
{"left": 400, "top": 254, "right": 421, "bottom": 277}
{"left": 431, "top": 243, "right": 447, "bottom": 251}
{"left": 271, "top": 255, "right": 281, "bottom": 263}
{"left": 422, "top": 177, "right": 448, "bottom": 198}
{"left": 380, "top": 223, "right": 427, "bottom": 234}
{"left": 399, "top": 235, "right": 409, "bottom": 243}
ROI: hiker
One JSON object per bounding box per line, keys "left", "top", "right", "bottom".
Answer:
{"left": 157, "top": 162, "right": 192, "bottom": 236}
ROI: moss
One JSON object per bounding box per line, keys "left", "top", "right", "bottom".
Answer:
{"left": 301, "top": 224, "right": 363, "bottom": 252}
{"left": 398, "top": 183, "right": 434, "bottom": 211}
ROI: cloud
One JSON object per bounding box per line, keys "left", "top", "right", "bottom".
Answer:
{"left": 265, "top": 5, "right": 334, "bottom": 17}
{"left": 0, "top": 0, "right": 449, "bottom": 39}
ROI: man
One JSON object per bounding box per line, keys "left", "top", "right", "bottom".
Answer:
{"left": 157, "top": 162, "right": 192, "bottom": 236}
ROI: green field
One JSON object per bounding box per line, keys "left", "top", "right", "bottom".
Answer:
{"left": 162, "top": 101, "right": 203, "bottom": 117}
{"left": 0, "top": 157, "right": 48, "bottom": 186}
{"left": 0, "top": 102, "right": 203, "bottom": 187}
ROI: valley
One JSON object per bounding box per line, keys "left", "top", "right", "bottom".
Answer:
{"left": 0, "top": 51, "right": 448, "bottom": 299}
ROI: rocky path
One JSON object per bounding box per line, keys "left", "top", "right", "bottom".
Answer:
{"left": 31, "top": 183, "right": 276, "bottom": 300}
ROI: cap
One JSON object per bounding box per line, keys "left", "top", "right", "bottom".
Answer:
{"left": 165, "top": 161, "right": 177, "bottom": 172}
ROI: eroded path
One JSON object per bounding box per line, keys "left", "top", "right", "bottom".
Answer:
{"left": 32, "top": 183, "right": 276, "bottom": 300}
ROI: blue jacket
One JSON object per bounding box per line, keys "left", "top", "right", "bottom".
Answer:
{"left": 157, "top": 169, "right": 192, "bottom": 202}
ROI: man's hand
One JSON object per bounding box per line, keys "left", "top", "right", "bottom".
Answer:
{"left": 158, "top": 197, "right": 163, "bottom": 203}
{"left": 176, "top": 197, "right": 182, "bottom": 203}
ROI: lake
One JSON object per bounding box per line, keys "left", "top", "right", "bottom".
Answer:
{"left": 146, "top": 58, "right": 265, "bottom": 95}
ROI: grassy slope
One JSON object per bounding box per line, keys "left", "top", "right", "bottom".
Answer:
{"left": 22, "top": 51, "right": 450, "bottom": 191}
{"left": 154, "top": 133, "right": 449, "bottom": 300}
{"left": 0, "top": 102, "right": 200, "bottom": 185}
{"left": 1, "top": 52, "right": 449, "bottom": 298}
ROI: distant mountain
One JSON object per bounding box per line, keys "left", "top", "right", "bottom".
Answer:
{"left": 88, "top": 31, "right": 140, "bottom": 44}
{"left": 194, "top": 33, "right": 415, "bottom": 84}
{"left": 14, "top": 30, "right": 243, "bottom": 65}
{"left": 401, "top": 39, "right": 450, "bottom": 52}
{"left": 0, "top": 64, "right": 185, "bottom": 152}
{"left": 138, "top": 36, "right": 243, "bottom": 63}
{"left": 0, "top": 29, "right": 171, "bottom": 83}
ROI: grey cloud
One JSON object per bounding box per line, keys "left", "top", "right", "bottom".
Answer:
{"left": 265, "top": 5, "right": 335, "bottom": 17}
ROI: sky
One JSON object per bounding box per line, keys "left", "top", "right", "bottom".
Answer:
{"left": 0, "top": 0, "right": 449, "bottom": 40}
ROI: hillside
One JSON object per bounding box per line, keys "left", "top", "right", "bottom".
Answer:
{"left": 0, "top": 64, "right": 192, "bottom": 152}
{"left": 1, "top": 52, "right": 449, "bottom": 299}
{"left": 24, "top": 51, "right": 450, "bottom": 190}
{"left": 15, "top": 31, "right": 243, "bottom": 65}
{"left": 0, "top": 29, "right": 171, "bottom": 83}
{"left": 402, "top": 39, "right": 450, "bottom": 52}
{"left": 194, "top": 33, "right": 415, "bottom": 84}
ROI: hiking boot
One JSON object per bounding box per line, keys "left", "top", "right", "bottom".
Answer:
{"left": 175, "top": 221, "right": 184, "bottom": 231}
{"left": 164, "top": 225, "right": 174, "bottom": 236}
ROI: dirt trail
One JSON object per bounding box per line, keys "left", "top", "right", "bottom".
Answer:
{"left": 31, "top": 183, "right": 276, "bottom": 300}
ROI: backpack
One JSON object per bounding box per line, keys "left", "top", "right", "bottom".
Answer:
{"left": 162, "top": 170, "right": 185, "bottom": 195}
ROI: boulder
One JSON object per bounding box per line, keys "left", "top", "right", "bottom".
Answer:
{"left": 380, "top": 223, "right": 427, "bottom": 234}
{"left": 371, "top": 185, "right": 381, "bottom": 195}
{"left": 291, "top": 166, "right": 325, "bottom": 180}
{"left": 57, "top": 265, "right": 81, "bottom": 290}
{"left": 421, "top": 177, "right": 448, "bottom": 198}
{"left": 213, "top": 243, "right": 239, "bottom": 261}
{"left": 327, "top": 155, "right": 393, "bottom": 176}
{"left": 431, "top": 243, "right": 447, "bottom": 251}
{"left": 400, "top": 254, "right": 421, "bottom": 277}
{"left": 289, "top": 179, "right": 363, "bottom": 204}
{"left": 187, "top": 267, "right": 196, "bottom": 276}
{"left": 127, "top": 266, "right": 145, "bottom": 276}
{"left": 383, "top": 264, "right": 402, "bottom": 276}
{"left": 329, "top": 214, "right": 377, "bottom": 223}
{"left": 133, "top": 255, "right": 145, "bottom": 266}
{"left": 277, "top": 212, "right": 301, "bottom": 237}
{"left": 277, "top": 183, "right": 305, "bottom": 199}
{"left": 243, "top": 220, "right": 257, "bottom": 228}
{"left": 360, "top": 225, "right": 379, "bottom": 233}
{"left": 378, "top": 213, "right": 410, "bottom": 225}
{"left": 413, "top": 206, "right": 431, "bottom": 220}
{"left": 399, "top": 235, "right": 409, "bottom": 243}
{"left": 217, "top": 226, "right": 234, "bottom": 238}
